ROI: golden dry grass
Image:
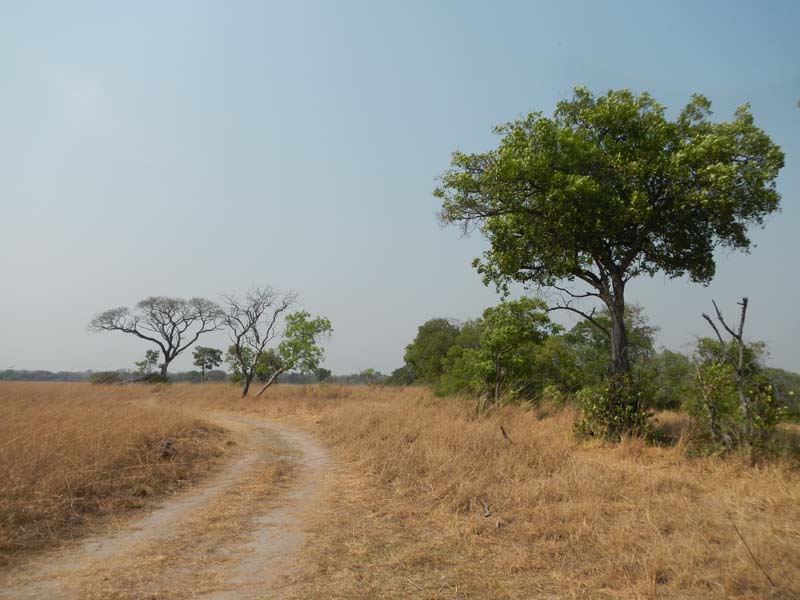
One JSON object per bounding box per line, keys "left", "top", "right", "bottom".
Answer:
{"left": 3, "top": 381, "right": 799, "bottom": 598}
{"left": 0, "top": 382, "right": 227, "bottom": 565}
{"left": 159, "top": 383, "right": 800, "bottom": 599}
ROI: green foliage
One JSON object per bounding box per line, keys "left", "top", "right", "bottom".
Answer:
{"left": 404, "top": 319, "right": 460, "bottom": 383}
{"left": 360, "top": 368, "right": 378, "bottom": 384}
{"left": 686, "top": 338, "right": 787, "bottom": 454}
{"left": 276, "top": 311, "right": 333, "bottom": 375}
{"left": 436, "top": 87, "right": 783, "bottom": 433}
{"left": 574, "top": 378, "right": 652, "bottom": 441}
{"left": 639, "top": 350, "right": 694, "bottom": 410}
{"left": 226, "top": 311, "right": 332, "bottom": 394}
{"left": 192, "top": 346, "right": 223, "bottom": 381}
{"left": 226, "top": 346, "right": 280, "bottom": 383}
{"left": 437, "top": 298, "right": 560, "bottom": 404}
{"left": 562, "top": 304, "right": 657, "bottom": 386}
{"left": 764, "top": 367, "right": 800, "bottom": 421}
{"left": 134, "top": 350, "right": 160, "bottom": 375}
{"left": 314, "top": 367, "right": 332, "bottom": 383}
{"left": 387, "top": 364, "right": 416, "bottom": 386}
{"left": 437, "top": 88, "right": 783, "bottom": 293}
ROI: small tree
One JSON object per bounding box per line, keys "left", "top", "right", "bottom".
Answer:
{"left": 134, "top": 349, "right": 160, "bottom": 375}
{"left": 314, "top": 367, "right": 332, "bottom": 383}
{"left": 254, "top": 312, "right": 333, "bottom": 396}
{"left": 360, "top": 368, "right": 378, "bottom": 384}
{"left": 692, "top": 298, "right": 786, "bottom": 459}
{"left": 90, "top": 297, "right": 222, "bottom": 378}
{"left": 222, "top": 287, "right": 297, "bottom": 397}
{"left": 193, "top": 346, "right": 222, "bottom": 383}
{"left": 440, "top": 298, "right": 558, "bottom": 408}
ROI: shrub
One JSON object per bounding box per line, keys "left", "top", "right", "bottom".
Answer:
{"left": 574, "top": 378, "right": 651, "bottom": 441}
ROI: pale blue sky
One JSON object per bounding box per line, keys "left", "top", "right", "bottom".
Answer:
{"left": 1, "top": 1, "right": 798, "bottom": 374}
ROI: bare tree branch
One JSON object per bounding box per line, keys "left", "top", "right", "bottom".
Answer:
{"left": 221, "top": 287, "right": 298, "bottom": 397}
{"left": 89, "top": 297, "right": 222, "bottom": 377}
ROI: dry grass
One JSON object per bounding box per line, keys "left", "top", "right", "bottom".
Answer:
{"left": 159, "top": 383, "right": 800, "bottom": 599}
{"left": 0, "top": 382, "right": 227, "bottom": 565}
{"left": 3, "top": 381, "right": 799, "bottom": 598}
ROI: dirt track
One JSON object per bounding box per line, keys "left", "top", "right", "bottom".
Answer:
{"left": 0, "top": 413, "right": 332, "bottom": 599}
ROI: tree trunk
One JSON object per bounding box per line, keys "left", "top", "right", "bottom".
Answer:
{"left": 493, "top": 354, "right": 502, "bottom": 405}
{"left": 160, "top": 361, "right": 169, "bottom": 379}
{"left": 605, "top": 277, "right": 631, "bottom": 381}
{"left": 608, "top": 304, "right": 630, "bottom": 379}
{"left": 241, "top": 376, "right": 252, "bottom": 398}
{"left": 255, "top": 369, "right": 284, "bottom": 398}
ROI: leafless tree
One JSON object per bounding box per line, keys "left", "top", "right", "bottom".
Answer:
{"left": 90, "top": 297, "right": 222, "bottom": 378}
{"left": 222, "top": 287, "right": 297, "bottom": 397}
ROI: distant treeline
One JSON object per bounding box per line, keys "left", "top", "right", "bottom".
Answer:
{"left": 0, "top": 369, "right": 231, "bottom": 383}
{"left": 0, "top": 369, "right": 389, "bottom": 386}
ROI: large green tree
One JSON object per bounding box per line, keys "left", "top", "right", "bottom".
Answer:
{"left": 436, "top": 88, "right": 783, "bottom": 402}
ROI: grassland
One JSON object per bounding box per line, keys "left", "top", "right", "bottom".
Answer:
{"left": 163, "top": 383, "right": 800, "bottom": 599}
{"left": 2, "top": 381, "right": 799, "bottom": 598}
{"left": 0, "top": 382, "right": 226, "bottom": 566}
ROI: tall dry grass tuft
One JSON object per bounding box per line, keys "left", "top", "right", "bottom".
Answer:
{"left": 0, "top": 382, "right": 226, "bottom": 564}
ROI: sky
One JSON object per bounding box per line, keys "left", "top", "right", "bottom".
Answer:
{"left": 0, "top": 0, "right": 798, "bottom": 375}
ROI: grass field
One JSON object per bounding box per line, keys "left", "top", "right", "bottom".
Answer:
{"left": 159, "top": 383, "right": 800, "bottom": 599}
{"left": 0, "top": 382, "right": 227, "bottom": 565}
{"left": 2, "top": 381, "right": 799, "bottom": 598}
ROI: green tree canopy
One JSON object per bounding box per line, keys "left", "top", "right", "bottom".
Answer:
{"left": 254, "top": 311, "right": 333, "bottom": 397}
{"left": 192, "top": 346, "right": 223, "bottom": 382}
{"left": 436, "top": 87, "right": 783, "bottom": 382}
{"left": 440, "top": 297, "right": 559, "bottom": 406}
{"left": 403, "top": 318, "right": 461, "bottom": 383}
{"left": 134, "top": 349, "right": 160, "bottom": 375}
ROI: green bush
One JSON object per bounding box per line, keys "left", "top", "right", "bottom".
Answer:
{"left": 685, "top": 338, "right": 788, "bottom": 455}
{"left": 574, "top": 379, "right": 651, "bottom": 441}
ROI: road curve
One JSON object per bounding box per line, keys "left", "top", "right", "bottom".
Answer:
{"left": 0, "top": 412, "right": 333, "bottom": 600}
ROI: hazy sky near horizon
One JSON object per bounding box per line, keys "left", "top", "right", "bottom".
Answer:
{"left": 1, "top": 1, "right": 798, "bottom": 374}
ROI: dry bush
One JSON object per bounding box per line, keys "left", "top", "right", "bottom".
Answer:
{"left": 0, "top": 382, "right": 226, "bottom": 564}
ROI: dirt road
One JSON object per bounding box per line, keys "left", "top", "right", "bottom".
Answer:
{"left": 0, "top": 413, "right": 332, "bottom": 599}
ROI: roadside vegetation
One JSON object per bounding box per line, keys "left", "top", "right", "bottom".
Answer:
{"left": 0, "top": 382, "right": 227, "bottom": 565}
